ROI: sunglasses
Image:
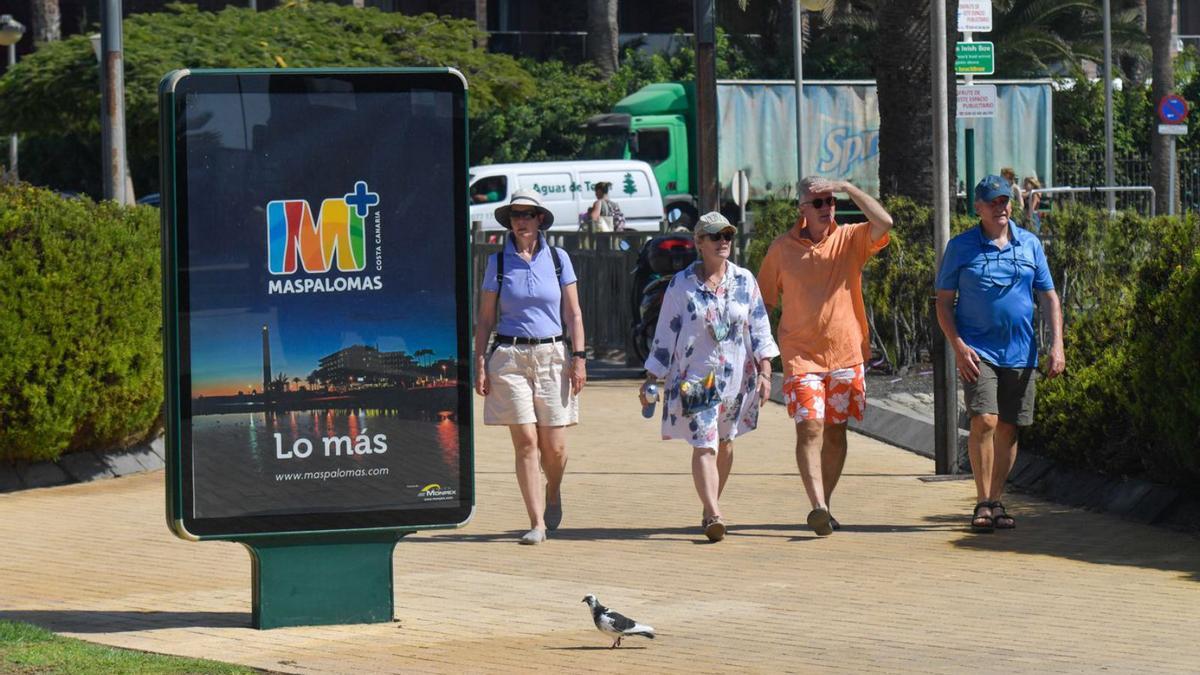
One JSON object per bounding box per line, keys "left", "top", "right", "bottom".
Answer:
{"left": 509, "top": 210, "right": 540, "bottom": 220}
{"left": 702, "top": 231, "right": 735, "bottom": 242}
{"left": 804, "top": 197, "right": 837, "bottom": 208}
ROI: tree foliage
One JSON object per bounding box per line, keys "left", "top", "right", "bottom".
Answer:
{"left": 0, "top": 3, "right": 534, "bottom": 195}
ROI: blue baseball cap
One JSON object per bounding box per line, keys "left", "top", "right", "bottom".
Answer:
{"left": 974, "top": 175, "right": 1012, "bottom": 203}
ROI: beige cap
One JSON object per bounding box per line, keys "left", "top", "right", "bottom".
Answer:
{"left": 694, "top": 211, "right": 736, "bottom": 235}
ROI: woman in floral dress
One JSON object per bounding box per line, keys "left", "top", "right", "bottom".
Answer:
{"left": 639, "top": 212, "right": 779, "bottom": 542}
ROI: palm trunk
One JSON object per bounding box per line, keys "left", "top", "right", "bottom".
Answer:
{"left": 32, "top": 0, "right": 61, "bottom": 43}
{"left": 586, "top": 0, "right": 619, "bottom": 79}
{"left": 874, "top": 0, "right": 956, "bottom": 204}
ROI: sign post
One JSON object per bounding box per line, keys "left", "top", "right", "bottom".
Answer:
{"left": 1157, "top": 93, "right": 1189, "bottom": 216}
{"left": 159, "top": 69, "right": 474, "bottom": 628}
{"left": 731, "top": 169, "right": 750, "bottom": 228}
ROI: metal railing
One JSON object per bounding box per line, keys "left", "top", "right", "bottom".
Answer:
{"left": 1055, "top": 148, "right": 1200, "bottom": 213}
{"left": 1030, "top": 186, "right": 1157, "bottom": 217}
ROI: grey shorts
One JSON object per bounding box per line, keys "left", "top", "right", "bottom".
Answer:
{"left": 961, "top": 360, "right": 1037, "bottom": 427}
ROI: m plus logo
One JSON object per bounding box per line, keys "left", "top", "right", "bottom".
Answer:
{"left": 267, "top": 181, "right": 380, "bottom": 275}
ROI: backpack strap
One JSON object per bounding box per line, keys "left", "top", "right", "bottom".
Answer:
{"left": 549, "top": 244, "right": 563, "bottom": 282}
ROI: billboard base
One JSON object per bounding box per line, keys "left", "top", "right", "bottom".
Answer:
{"left": 245, "top": 532, "right": 404, "bottom": 629}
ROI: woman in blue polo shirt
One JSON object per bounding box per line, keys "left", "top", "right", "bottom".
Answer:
{"left": 935, "top": 175, "right": 1065, "bottom": 533}
{"left": 474, "top": 189, "right": 587, "bottom": 545}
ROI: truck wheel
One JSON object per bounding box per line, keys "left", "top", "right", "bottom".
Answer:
{"left": 666, "top": 204, "right": 698, "bottom": 231}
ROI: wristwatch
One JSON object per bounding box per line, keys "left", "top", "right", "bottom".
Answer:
{"left": 571, "top": 350, "right": 587, "bottom": 360}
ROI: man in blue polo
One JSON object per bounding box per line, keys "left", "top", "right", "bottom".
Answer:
{"left": 935, "top": 174, "right": 1066, "bottom": 532}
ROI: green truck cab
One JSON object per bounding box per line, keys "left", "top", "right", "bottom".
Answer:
{"left": 588, "top": 82, "right": 700, "bottom": 227}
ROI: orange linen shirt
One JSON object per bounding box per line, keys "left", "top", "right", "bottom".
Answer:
{"left": 756, "top": 219, "right": 889, "bottom": 376}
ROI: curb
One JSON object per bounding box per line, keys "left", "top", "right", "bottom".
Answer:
{"left": 0, "top": 437, "right": 164, "bottom": 494}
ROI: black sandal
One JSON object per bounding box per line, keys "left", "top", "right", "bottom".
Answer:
{"left": 991, "top": 501, "right": 1015, "bottom": 529}
{"left": 971, "top": 502, "right": 994, "bottom": 532}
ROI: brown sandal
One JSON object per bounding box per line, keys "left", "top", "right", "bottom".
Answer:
{"left": 971, "top": 502, "right": 994, "bottom": 532}
{"left": 990, "top": 501, "right": 1015, "bottom": 529}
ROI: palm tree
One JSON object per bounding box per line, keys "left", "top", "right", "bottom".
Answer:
{"left": 985, "top": 0, "right": 1147, "bottom": 78}
{"left": 31, "top": 0, "right": 60, "bottom": 44}
{"left": 587, "top": 0, "right": 619, "bottom": 79}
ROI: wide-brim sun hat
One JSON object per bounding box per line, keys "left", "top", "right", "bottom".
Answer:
{"left": 494, "top": 188, "right": 555, "bottom": 230}
{"left": 694, "top": 211, "right": 737, "bottom": 236}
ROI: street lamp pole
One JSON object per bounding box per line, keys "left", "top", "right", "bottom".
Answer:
{"left": 930, "top": 0, "right": 957, "bottom": 474}
{"left": 0, "top": 15, "right": 26, "bottom": 181}
{"left": 100, "top": 0, "right": 129, "bottom": 204}
{"left": 793, "top": 2, "right": 805, "bottom": 186}
{"left": 1103, "top": 0, "right": 1115, "bottom": 213}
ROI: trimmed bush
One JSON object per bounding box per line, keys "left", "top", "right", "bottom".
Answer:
{"left": 0, "top": 185, "right": 162, "bottom": 462}
{"left": 1027, "top": 206, "right": 1200, "bottom": 495}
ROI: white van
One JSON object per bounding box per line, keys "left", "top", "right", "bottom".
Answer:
{"left": 469, "top": 160, "right": 665, "bottom": 232}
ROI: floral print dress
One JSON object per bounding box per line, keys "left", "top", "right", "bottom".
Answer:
{"left": 643, "top": 261, "right": 780, "bottom": 448}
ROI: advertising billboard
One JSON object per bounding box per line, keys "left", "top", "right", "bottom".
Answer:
{"left": 161, "top": 69, "right": 473, "bottom": 539}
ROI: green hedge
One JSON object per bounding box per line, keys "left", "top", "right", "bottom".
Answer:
{"left": 1027, "top": 206, "right": 1200, "bottom": 494}
{"left": 0, "top": 185, "right": 162, "bottom": 462}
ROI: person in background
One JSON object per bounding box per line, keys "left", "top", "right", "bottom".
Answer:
{"left": 1000, "top": 167, "right": 1023, "bottom": 204}
{"left": 639, "top": 212, "right": 779, "bottom": 542}
{"left": 1022, "top": 175, "right": 1042, "bottom": 233}
{"left": 475, "top": 189, "right": 587, "bottom": 545}
{"left": 588, "top": 181, "right": 617, "bottom": 232}
{"left": 935, "top": 175, "right": 1065, "bottom": 533}
{"left": 756, "top": 176, "right": 893, "bottom": 536}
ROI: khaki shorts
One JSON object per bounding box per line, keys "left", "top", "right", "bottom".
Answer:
{"left": 483, "top": 342, "right": 579, "bottom": 427}
{"left": 962, "top": 360, "right": 1037, "bottom": 427}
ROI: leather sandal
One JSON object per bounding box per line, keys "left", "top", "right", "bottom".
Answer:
{"left": 971, "top": 502, "right": 994, "bottom": 533}
{"left": 990, "top": 501, "right": 1015, "bottom": 529}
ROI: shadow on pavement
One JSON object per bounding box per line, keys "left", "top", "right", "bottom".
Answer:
{"left": 945, "top": 504, "right": 1200, "bottom": 582}
{"left": 411, "top": 520, "right": 960, "bottom": 545}
{"left": 0, "top": 610, "right": 249, "bottom": 632}
{"left": 545, "top": 645, "right": 649, "bottom": 650}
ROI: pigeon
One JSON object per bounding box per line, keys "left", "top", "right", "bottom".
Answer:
{"left": 581, "top": 594, "right": 656, "bottom": 648}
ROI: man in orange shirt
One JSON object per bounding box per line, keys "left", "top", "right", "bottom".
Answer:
{"left": 757, "top": 176, "right": 893, "bottom": 536}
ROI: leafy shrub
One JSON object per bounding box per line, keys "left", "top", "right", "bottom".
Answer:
{"left": 0, "top": 184, "right": 162, "bottom": 461}
{"left": 1026, "top": 206, "right": 1200, "bottom": 495}
{"left": 743, "top": 196, "right": 798, "bottom": 276}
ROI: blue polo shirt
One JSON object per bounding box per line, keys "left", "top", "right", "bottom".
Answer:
{"left": 935, "top": 223, "right": 1054, "bottom": 368}
{"left": 482, "top": 235, "right": 577, "bottom": 338}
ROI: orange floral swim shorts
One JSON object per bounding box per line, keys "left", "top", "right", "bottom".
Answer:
{"left": 782, "top": 363, "right": 866, "bottom": 425}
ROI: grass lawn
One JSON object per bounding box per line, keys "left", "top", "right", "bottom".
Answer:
{"left": 0, "top": 620, "right": 264, "bottom": 674}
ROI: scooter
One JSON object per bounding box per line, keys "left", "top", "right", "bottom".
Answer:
{"left": 629, "top": 234, "right": 697, "bottom": 363}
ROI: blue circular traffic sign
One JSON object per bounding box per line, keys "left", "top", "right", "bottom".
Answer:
{"left": 1158, "top": 94, "right": 1189, "bottom": 124}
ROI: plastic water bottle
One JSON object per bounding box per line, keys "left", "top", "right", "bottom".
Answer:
{"left": 642, "top": 384, "right": 659, "bottom": 419}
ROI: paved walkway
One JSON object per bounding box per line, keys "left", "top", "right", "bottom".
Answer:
{"left": 2, "top": 380, "right": 1198, "bottom": 673}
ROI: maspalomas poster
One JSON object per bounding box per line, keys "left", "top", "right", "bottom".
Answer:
{"left": 166, "top": 71, "right": 472, "bottom": 533}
